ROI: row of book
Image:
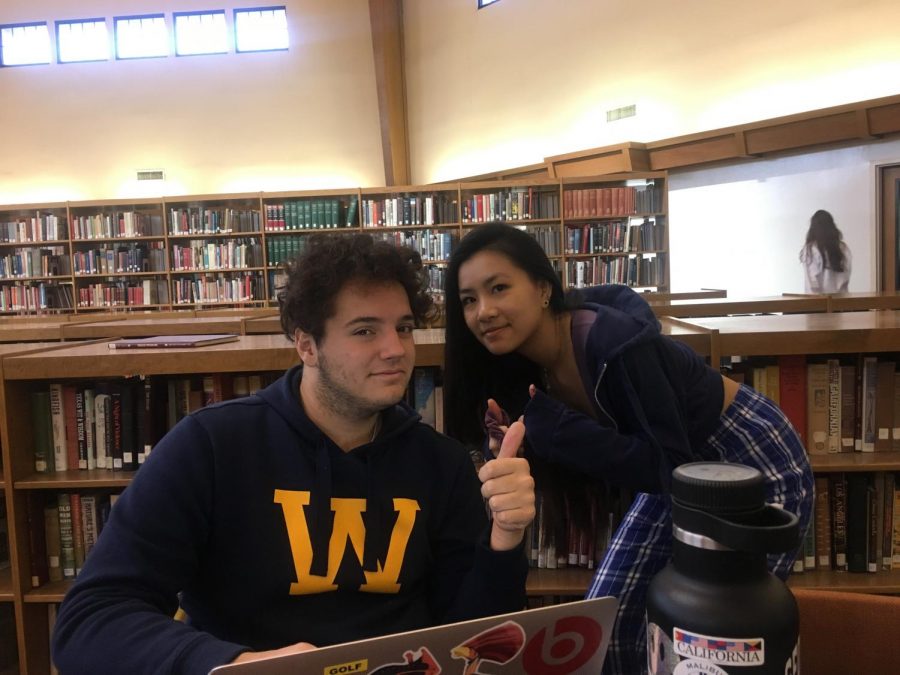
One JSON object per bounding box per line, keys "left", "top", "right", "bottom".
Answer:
{"left": 461, "top": 189, "right": 561, "bottom": 223}
{"left": 737, "top": 355, "right": 900, "bottom": 454}
{"left": 28, "top": 492, "right": 121, "bottom": 584}
{"left": 72, "top": 243, "right": 167, "bottom": 275}
{"left": 565, "top": 252, "right": 667, "bottom": 289}
{"left": 526, "top": 226, "right": 562, "bottom": 257}
{"left": 0, "top": 246, "right": 70, "bottom": 279}
{"left": 263, "top": 198, "right": 358, "bottom": 232}
{"left": 796, "top": 472, "right": 900, "bottom": 574}
{"left": 170, "top": 208, "right": 261, "bottom": 235}
{"left": 0, "top": 213, "right": 66, "bottom": 243}
{"left": 170, "top": 240, "right": 264, "bottom": 272}
{"left": 76, "top": 279, "right": 170, "bottom": 308}
{"left": 371, "top": 230, "right": 457, "bottom": 263}
{"left": 564, "top": 217, "right": 665, "bottom": 255}
{"left": 171, "top": 273, "right": 263, "bottom": 305}
{"left": 0, "top": 281, "right": 74, "bottom": 311}
{"left": 361, "top": 194, "right": 457, "bottom": 228}
{"left": 266, "top": 235, "right": 308, "bottom": 267}
{"left": 31, "top": 373, "right": 280, "bottom": 475}
{"left": 562, "top": 184, "right": 663, "bottom": 220}
{"left": 70, "top": 212, "right": 164, "bottom": 240}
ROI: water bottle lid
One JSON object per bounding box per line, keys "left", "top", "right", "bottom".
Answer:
{"left": 671, "top": 462, "right": 799, "bottom": 553}
{"left": 672, "top": 462, "right": 765, "bottom": 515}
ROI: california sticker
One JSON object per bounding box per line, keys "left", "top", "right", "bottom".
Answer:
{"left": 672, "top": 628, "right": 765, "bottom": 666}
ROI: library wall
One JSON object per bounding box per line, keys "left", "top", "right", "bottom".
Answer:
{"left": 404, "top": 0, "right": 900, "bottom": 183}
{"left": 668, "top": 138, "right": 900, "bottom": 296}
{"left": 0, "top": 0, "right": 385, "bottom": 203}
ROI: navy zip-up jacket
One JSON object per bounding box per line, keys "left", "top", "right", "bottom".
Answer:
{"left": 52, "top": 366, "right": 527, "bottom": 675}
{"left": 524, "top": 284, "right": 724, "bottom": 492}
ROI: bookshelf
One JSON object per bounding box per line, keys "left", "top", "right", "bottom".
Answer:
{"left": 0, "top": 173, "right": 670, "bottom": 318}
{"left": 675, "top": 310, "right": 900, "bottom": 593}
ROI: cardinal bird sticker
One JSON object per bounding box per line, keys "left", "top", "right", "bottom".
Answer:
{"left": 334, "top": 611, "right": 604, "bottom": 675}
{"left": 450, "top": 621, "right": 526, "bottom": 674}
{"left": 369, "top": 647, "right": 442, "bottom": 674}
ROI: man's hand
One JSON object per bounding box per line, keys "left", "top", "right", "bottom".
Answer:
{"left": 478, "top": 418, "right": 535, "bottom": 551}
{"left": 230, "top": 641, "right": 317, "bottom": 664}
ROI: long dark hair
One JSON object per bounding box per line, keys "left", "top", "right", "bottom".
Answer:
{"left": 444, "top": 223, "right": 568, "bottom": 446}
{"left": 801, "top": 209, "right": 846, "bottom": 272}
{"left": 443, "top": 222, "right": 609, "bottom": 545}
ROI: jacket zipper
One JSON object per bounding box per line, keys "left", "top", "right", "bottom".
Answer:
{"left": 593, "top": 362, "right": 618, "bottom": 431}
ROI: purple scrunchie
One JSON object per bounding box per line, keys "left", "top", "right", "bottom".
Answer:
{"left": 484, "top": 405, "right": 511, "bottom": 445}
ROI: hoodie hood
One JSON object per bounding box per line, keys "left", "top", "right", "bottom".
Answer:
{"left": 256, "top": 365, "right": 421, "bottom": 576}
{"left": 573, "top": 284, "right": 660, "bottom": 371}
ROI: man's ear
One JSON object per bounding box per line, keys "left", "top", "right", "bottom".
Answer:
{"left": 294, "top": 329, "right": 318, "bottom": 367}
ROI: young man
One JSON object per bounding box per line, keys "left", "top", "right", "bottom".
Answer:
{"left": 52, "top": 235, "right": 535, "bottom": 675}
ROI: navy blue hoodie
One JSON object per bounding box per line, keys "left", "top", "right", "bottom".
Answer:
{"left": 52, "top": 366, "right": 527, "bottom": 675}
{"left": 524, "top": 285, "right": 724, "bottom": 492}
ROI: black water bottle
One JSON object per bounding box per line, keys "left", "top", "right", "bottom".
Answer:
{"left": 646, "top": 462, "right": 801, "bottom": 675}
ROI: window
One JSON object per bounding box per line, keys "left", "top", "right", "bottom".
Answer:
{"left": 234, "top": 7, "right": 288, "bottom": 53}
{"left": 174, "top": 11, "right": 227, "bottom": 56}
{"left": 478, "top": 0, "right": 502, "bottom": 7}
{"left": 56, "top": 19, "right": 109, "bottom": 63}
{"left": 0, "top": 22, "right": 51, "bottom": 66}
{"left": 115, "top": 14, "right": 167, "bottom": 59}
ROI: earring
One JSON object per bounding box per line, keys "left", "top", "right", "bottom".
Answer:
{"left": 542, "top": 298, "right": 549, "bottom": 308}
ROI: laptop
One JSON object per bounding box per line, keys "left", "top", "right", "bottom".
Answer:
{"left": 210, "top": 596, "right": 618, "bottom": 675}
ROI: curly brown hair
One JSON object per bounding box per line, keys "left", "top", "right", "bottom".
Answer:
{"left": 278, "top": 233, "right": 436, "bottom": 342}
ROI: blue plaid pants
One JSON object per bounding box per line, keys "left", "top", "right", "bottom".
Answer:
{"left": 588, "top": 384, "right": 814, "bottom": 674}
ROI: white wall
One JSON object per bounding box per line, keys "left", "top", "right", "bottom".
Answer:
{"left": 669, "top": 140, "right": 900, "bottom": 295}
{"left": 404, "top": 0, "right": 900, "bottom": 183}
{"left": 0, "top": 0, "right": 384, "bottom": 203}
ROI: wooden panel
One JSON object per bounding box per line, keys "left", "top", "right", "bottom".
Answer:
{"left": 809, "top": 450, "right": 900, "bottom": 473}
{"left": 368, "top": 0, "right": 409, "bottom": 186}
{"left": 651, "top": 295, "right": 829, "bottom": 318}
{"left": 745, "top": 112, "right": 861, "bottom": 154}
{"left": 868, "top": 102, "right": 900, "bottom": 136}
{"left": 547, "top": 144, "right": 649, "bottom": 178}
{"left": 2, "top": 334, "right": 298, "bottom": 379}
{"left": 60, "top": 316, "right": 245, "bottom": 339}
{"left": 684, "top": 311, "right": 900, "bottom": 357}
{"left": 788, "top": 569, "right": 900, "bottom": 594}
{"left": 648, "top": 134, "right": 744, "bottom": 170}
{"left": 526, "top": 567, "right": 593, "bottom": 596}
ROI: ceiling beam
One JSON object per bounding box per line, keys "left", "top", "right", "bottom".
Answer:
{"left": 369, "top": 0, "right": 410, "bottom": 186}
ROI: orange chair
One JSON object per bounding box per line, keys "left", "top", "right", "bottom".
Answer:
{"left": 792, "top": 588, "right": 900, "bottom": 674}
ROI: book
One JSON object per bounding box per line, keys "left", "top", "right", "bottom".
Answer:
{"left": 44, "top": 501, "right": 63, "bottom": 583}
{"left": 49, "top": 383, "right": 68, "bottom": 472}
{"left": 806, "top": 363, "right": 829, "bottom": 454}
{"left": 875, "top": 361, "right": 896, "bottom": 451}
{"left": 845, "top": 472, "right": 870, "bottom": 573}
{"left": 24, "top": 493, "right": 48, "bottom": 587}
{"left": 107, "top": 333, "right": 239, "bottom": 349}
{"left": 57, "top": 493, "right": 76, "bottom": 579}
{"left": 31, "top": 391, "right": 53, "bottom": 472}
{"left": 777, "top": 356, "right": 806, "bottom": 446}
{"left": 814, "top": 475, "right": 832, "bottom": 568}
{"left": 861, "top": 356, "right": 878, "bottom": 453}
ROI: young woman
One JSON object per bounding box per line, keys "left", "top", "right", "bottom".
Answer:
{"left": 443, "top": 222, "right": 814, "bottom": 674}
{"left": 800, "top": 209, "right": 851, "bottom": 293}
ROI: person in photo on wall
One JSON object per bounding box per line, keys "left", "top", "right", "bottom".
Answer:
{"left": 800, "top": 209, "right": 851, "bottom": 293}
{"left": 441, "top": 222, "right": 814, "bottom": 674}
{"left": 52, "top": 234, "right": 535, "bottom": 675}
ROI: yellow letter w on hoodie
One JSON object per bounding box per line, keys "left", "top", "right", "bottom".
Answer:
{"left": 274, "top": 490, "right": 420, "bottom": 595}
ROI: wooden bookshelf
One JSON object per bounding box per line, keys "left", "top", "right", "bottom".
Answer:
{"left": 6, "top": 302, "right": 900, "bottom": 672}
{"left": 650, "top": 294, "right": 830, "bottom": 318}
{"left": 526, "top": 567, "right": 594, "bottom": 597}
{"left": 0, "top": 173, "right": 671, "bottom": 318}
